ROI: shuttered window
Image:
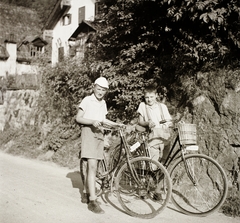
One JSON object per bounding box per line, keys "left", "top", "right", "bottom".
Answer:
{"left": 78, "top": 6, "right": 85, "bottom": 24}
{"left": 63, "top": 14, "right": 71, "bottom": 26}
{"left": 58, "top": 47, "right": 64, "bottom": 62}
{"left": 95, "top": 1, "right": 103, "bottom": 16}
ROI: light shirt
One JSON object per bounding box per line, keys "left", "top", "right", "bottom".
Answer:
{"left": 137, "top": 102, "right": 172, "bottom": 128}
{"left": 79, "top": 94, "right": 107, "bottom": 122}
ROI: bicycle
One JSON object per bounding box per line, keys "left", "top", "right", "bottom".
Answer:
{"left": 80, "top": 124, "right": 172, "bottom": 219}
{"left": 133, "top": 121, "right": 228, "bottom": 216}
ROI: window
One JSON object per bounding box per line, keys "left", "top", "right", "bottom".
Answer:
{"left": 58, "top": 47, "right": 64, "bottom": 62}
{"left": 30, "top": 46, "right": 43, "bottom": 57}
{"left": 78, "top": 6, "right": 85, "bottom": 24}
{"left": 63, "top": 14, "right": 71, "bottom": 26}
{"left": 95, "top": 1, "right": 103, "bottom": 16}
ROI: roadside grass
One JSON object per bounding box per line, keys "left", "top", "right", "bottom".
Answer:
{"left": 221, "top": 188, "right": 240, "bottom": 217}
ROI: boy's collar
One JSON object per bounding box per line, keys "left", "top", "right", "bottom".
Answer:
{"left": 146, "top": 102, "right": 159, "bottom": 108}
{"left": 90, "top": 93, "right": 104, "bottom": 102}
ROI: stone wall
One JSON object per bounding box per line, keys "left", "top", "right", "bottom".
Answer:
{"left": 188, "top": 75, "right": 240, "bottom": 187}
{"left": 0, "top": 90, "right": 39, "bottom": 131}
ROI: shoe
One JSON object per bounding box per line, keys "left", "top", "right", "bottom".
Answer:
{"left": 81, "top": 193, "right": 89, "bottom": 204}
{"left": 88, "top": 200, "right": 105, "bottom": 214}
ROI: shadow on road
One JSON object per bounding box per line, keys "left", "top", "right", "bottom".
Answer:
{"left": 66, "top": 171, "right": 84, "bottom": 197}
{"left": 102, "top": 191, "right": 129, "bottom": 215}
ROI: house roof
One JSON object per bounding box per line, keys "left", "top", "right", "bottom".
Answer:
{"left": 69, "top": 20, "right": 98, "bottom": 40}
{"left": 0, "top": 44, "right": 9, "bottom": 60}
{"left": 0, "top": 34, "right": 48, "bottom": 62}
{"left": 18, "top": 35, "right": 48, "bottom": 48}
{"left": 43, "top": 0, "right": 71, "bottom": 30}
{"left": 17, "top": 35, "right": 48, "bottom": 62}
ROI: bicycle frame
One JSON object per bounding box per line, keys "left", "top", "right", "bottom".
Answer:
{"left": 163, "top": 133, "right": 182, "bottom": 168}
{"left": 139, "top": 128, "right": 199, "bottom": 185}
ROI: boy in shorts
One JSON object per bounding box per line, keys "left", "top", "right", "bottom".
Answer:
{"left": 137, "top": 83, "right": 172, "bottom": 200}
{"left": 137, "top": 83, "right": 172, "bottom": 164}
{"left": 76, "top": 77, "right": 122, "bottom": 214}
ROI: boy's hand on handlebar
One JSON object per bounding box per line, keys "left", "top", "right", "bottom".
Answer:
{"left": 148, "top": 120, "right": 156, "bottom": 129}
{"left": 160, "top": 120, "right": 167, "bottom": 124}
{"left": 160, "top": 120, "right": 174, "bottom": 128}
{"left": 100, "top": 121, "right": 125, "bottom": 130}
{"left": 93, "top": 120, "right": 102, "bottom": 127}
{"left": 117, "top": 123, "right": 125, "bottom": 128}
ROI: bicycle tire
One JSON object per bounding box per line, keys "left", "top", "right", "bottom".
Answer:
{"left": 169, "top": 153, "right": 228, "bottom": 216}
{"left": 115, "top": 157, "right": 172, "bottom": 219}
{"left": 80, "top": 158, "right": 107, "bottom": 197}
{"left": 109, "top": 143, "right": 124, "bottom": 174}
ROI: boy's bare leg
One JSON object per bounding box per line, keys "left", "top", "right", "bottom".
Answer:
{"left": 87, "top": 158, "right": 104, "bottom": 213}
{"left": 81, "top": 159, "right": 89, "bottom": 204}
{"left": 148, "top": 143, "right": 166, "bottom": 201}
{"left": 82, "top": 159, "right": 88, "bottom": 193}
{"left": 161, "top": 142, "right": 170, "bottom": 163}
{"left": 87, "top": 158, "right": 98, "bottom": 201}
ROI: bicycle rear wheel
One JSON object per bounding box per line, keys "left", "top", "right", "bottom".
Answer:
{"left": 115, "top": 157, "right": 172, "bottom": 219}
{"left": 169, "top": 153, "right": 228, "bottom": 216}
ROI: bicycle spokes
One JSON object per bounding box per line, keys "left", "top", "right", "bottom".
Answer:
{"left": 170, "top": 154, "right": 228, "bottom": 216}
{"left": 115, "top": 157, "right": 172, "bottom": 219}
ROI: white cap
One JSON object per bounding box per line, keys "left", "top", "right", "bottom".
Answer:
{"left": 94, "top": 77, "right": 109, "bottom": 89}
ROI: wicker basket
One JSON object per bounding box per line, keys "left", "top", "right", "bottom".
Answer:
{"left": 178, "top": 123, "right": 197, "bottom": 145}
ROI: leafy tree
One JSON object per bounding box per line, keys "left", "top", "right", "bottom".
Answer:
{"left": 38, "top": 58, "right": 93, "bottom": 124}
{"left": 84, "top": 0, "right": 240, "bottom": 120}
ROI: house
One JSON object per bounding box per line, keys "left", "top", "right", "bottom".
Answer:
{"left": 0, "top": 2, "right": 47, "bottom": 78}
{"left": 0, "top": 34, "right": 48, "bottom": 77}
{"left": 43, "top": 0, "right": 101, "bottom": 65}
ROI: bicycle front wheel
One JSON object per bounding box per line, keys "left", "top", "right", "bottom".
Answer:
{"left": 169, "top": 153, "right": 228, "bottom": 216}
{"left": 115, "top": 157, "right": 172, "bottom": 219}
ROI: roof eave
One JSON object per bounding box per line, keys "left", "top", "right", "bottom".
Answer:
{"left": 43, "top": 0, "right": 71, "bottom": 30}
{"left": 69, "top": 20, "right": 97, "bottom": 40}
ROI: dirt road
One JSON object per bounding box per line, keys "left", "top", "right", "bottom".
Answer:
{"left": 0, "top": 151, "right": 239, "bottom": 223}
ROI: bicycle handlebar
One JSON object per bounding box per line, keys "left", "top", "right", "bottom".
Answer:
{"left": 159, "top": 113, "right": 185, "bottom": 126}
{"left": 100, "top": 123, "right": 126, "bottom": 131}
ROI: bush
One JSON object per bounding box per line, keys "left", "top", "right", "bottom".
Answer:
{"left": 0, "top": 127, "right": 43, "bottom": 159}
{"left": 222, "top": 190, "right": 240, "bottom": 217}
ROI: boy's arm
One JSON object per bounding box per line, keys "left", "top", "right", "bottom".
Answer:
{"left": 138, "top": 115, "right": 155, "bottom": 129}
{"left": 76, "top": 108, "right": 102, "bottom": 127}
{"left": 138, "top": 115, "right": 149, "bottom": 127}
{"left": 102, "top": 119, "right": 123, "bottom": 127}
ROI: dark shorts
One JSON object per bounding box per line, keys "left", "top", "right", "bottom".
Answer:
{"left": 80, "top": 126, "right": 104, "bottom": 160}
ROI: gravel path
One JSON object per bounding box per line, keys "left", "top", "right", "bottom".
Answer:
{"left": 0, "top": 151, "right": 239, "bottom": 223}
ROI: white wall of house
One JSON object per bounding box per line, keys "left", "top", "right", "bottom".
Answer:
{"left": 0, "top": 42, "right": 38, "bottom": 78}
{"left": 5, "top": 42, "right": 17, "bottom": 75}
{"left": 0, "top": 42, "right": 17, "bottom": 77}
{"left": 0, "top": 61, "right": 7, "bottom": 76}
{"left": 48, "top": 0, "right": 96, "bottom": 65}
{"left": 17, "top": 63, "right": 38, "bottom": 75}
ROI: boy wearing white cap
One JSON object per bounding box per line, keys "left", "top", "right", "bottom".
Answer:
{"left": 76, "top": 77, "right": 122, "bottom": 214}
